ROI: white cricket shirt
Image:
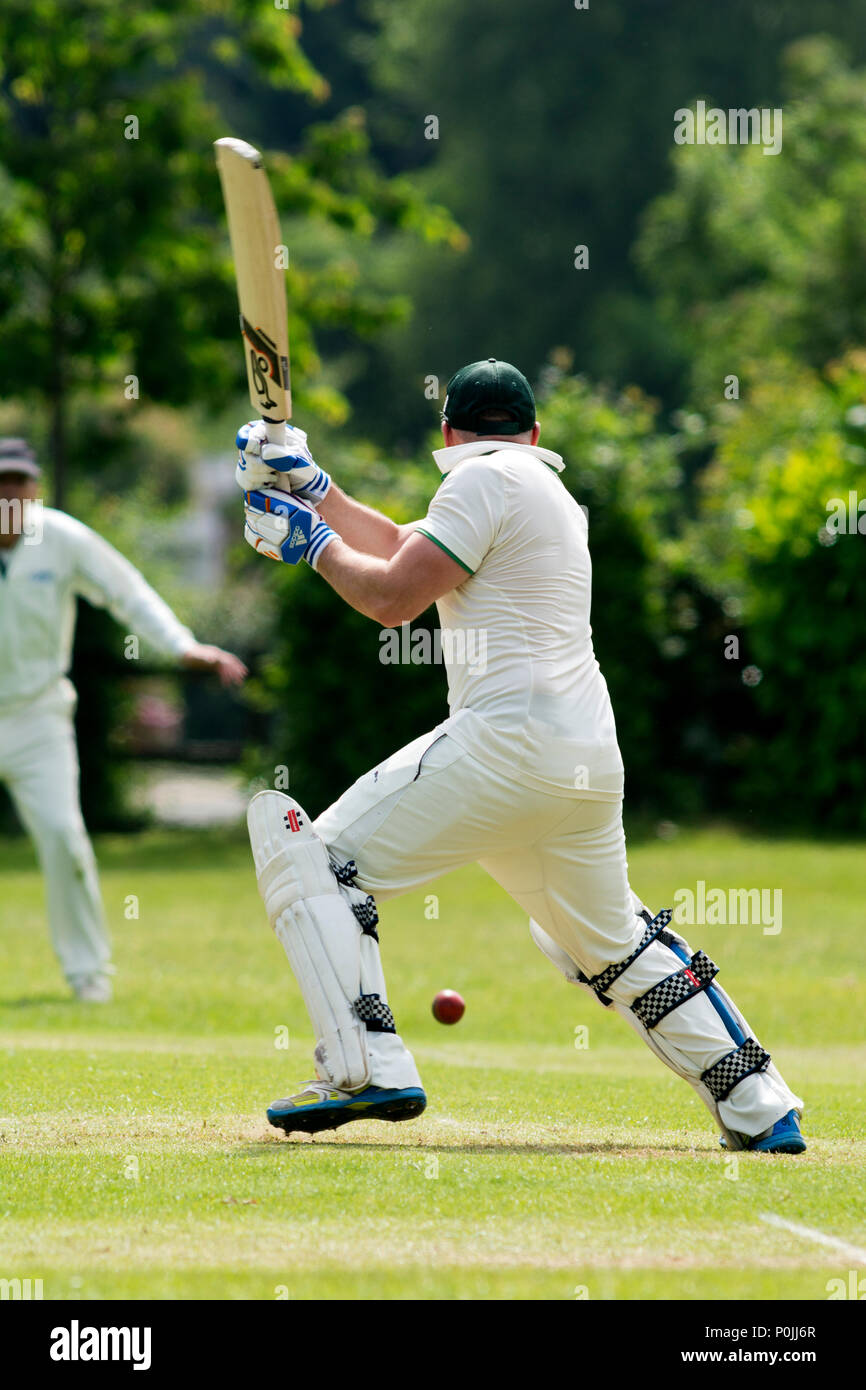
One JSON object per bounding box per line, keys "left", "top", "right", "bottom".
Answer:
{"left": 0, "top": 506, "right": 194, "bottom": 707}
{"left": 415, "top": 441, "right": 624, "bottom": 799}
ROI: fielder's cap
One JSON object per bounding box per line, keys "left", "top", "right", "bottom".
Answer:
{"left": 442, "top": 358, "right": 536, "bottom": 434}
{"left": 0, "top": 438, "right": 41, "bottom": 478}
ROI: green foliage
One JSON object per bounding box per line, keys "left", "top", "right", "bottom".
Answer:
{"left": 636, "top": 38, "right": 866, "bottom": 407}
{"left": 631, "top": 38, "right": 866, "bottom": 829}
{"left": 353, "top": 0, "right": 866, "bottom": 442}
{"left": 70, "top": 602, "right": 146, "bottom": 832}
{"left": 3, "top": 8, "right": 865, "bottom": 836}
{"left": 0, "top": 0, "right": 460, "bottom": 504}
{"left": 680, "top": 355, "right": 866, "bottom": 829}
{"left": 0, "top": 0, "right": 459, "bottom": 831}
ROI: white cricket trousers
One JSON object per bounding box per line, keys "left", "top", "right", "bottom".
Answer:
{"left": 0, "top": 678, "right": 112, "bottom": 986}
{"left": 315, "top": 727, "right": 801, "bottom": 1139}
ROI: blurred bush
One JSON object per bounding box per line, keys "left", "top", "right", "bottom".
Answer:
{"left": 680, "top": 355, "right": 866, "bottom": 831}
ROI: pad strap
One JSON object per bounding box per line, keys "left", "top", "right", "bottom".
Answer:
{"left": 588, "top": 908, "right": 674, "bottom": 1002}
{"left": 354, "top": 993, "right": 396, "bottom": 1035}
{"left": 332, "top": 858, "right": 379, "bottom": 939}
{"left": 351, "top": 896, "right": 379, "bottom": 938}
{"left": 632, "top": 950, "right": 718, "bottom": 1029}
{"left": 701, "top": 1038, "right": 771, "bottom": 1101}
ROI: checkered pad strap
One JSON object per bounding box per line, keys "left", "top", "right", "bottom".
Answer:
{"left": 351, "top": 896, "right": 379, "bottom": 937}
{"left": 331, "top": 858, "right": 379, "bottom": 938}
{"left": 632, "top": 950, "right": 718, "bottom": 1029}
{"left": 333, "top": 859, "right": 359, "bottom": 886}
{"left": 354, "top": 993, "right": 396, "bottom": 1034}
{"left": 701, "top": 1038, "right": 771, "bottom": 1102}
{"left": 588, "top": 908, "right": 674, "bottom": 1001}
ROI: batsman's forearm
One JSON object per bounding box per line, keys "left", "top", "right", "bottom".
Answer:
{"left": 318, "top": 485, "right": 409, "bottom": 560}
{"left": 316, "top": 538, "right": 410, "bottom": 626}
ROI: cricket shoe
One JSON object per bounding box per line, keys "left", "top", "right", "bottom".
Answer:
{"left": 71, "top": 973, "right": 113, "bottom": 1004}
{"left": 267, "top": 1080, "right": 427, "bottom": 1135}
{"left": 722, "top": 1108, "right": 806, "bottom": 1155}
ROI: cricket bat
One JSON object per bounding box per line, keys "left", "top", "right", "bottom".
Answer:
{"left": 214, "top": 137, "right": 291, "bottom": 447}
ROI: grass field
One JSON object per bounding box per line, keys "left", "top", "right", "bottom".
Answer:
{"left": 1, "top": 822, "right": 864, "bottom": 1301}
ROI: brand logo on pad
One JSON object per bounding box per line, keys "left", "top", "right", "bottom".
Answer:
{"left": 284, "top": 809, "right": 304, "bottom": 833}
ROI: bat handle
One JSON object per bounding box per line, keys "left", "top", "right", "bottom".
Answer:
{"left": 263, "top": 419, "right": 288, "bottom": 449}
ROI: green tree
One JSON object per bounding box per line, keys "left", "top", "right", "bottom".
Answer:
{"left": 0, "top": 0, "right": 459, "bottom": 828}
{"left": 632, "top": 38, "right": 866, "bottom": 829}
{"left": 676, "top": 356, "right": 866, "bottom": 829}
{"left": 0, "top": 0, "right": 459, "bottom": 505}
{"left": 636, "top": 38, "right": 866, "bottom": 408}
{"left": 350, "top": 2, "right": 866, "bottom": 445}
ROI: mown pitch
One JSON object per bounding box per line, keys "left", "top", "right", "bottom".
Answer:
{"left": 1, "top": 825, "right": 863, "bottom": 1300}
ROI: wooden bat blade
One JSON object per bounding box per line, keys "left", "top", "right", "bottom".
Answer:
{"left": 214, "top": 137, "right": 291, "bottom": 440}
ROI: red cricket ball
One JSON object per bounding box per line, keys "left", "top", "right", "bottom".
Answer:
{"left": 432, "top": 989, "right": 465, "bottom": 1024}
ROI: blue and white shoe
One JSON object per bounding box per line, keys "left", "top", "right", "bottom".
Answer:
{"left": 722, "top": 1108, "right": 806, "bottom": 1155}
{"left": 747, "top": 1108, "right": 806, "bottom": 1154}
{"left": 267, "top": 1080, "right": 427, "bottom": 1135}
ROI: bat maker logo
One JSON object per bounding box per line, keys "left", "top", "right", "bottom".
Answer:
{"left": 241, "top": 317, "right": 285, "bottom": 409}
{"left": 284, "top": 809, "right": 304, "bottom": 833}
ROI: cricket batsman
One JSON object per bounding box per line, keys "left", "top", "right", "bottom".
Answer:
{"left": 238, "top": 359, "right": 805, "bottom": 1154}
{"left": 0, "top": 438, "right": 247, "bottom": 1001}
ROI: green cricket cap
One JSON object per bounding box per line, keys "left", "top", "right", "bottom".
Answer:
{"left": 442, "top": 358, "right": 536, "bottom": 434}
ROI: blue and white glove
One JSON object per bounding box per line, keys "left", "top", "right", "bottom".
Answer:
{"left": 236, "top": 421, "right": 331, "bottom": 502}
{"left": 244, "top": 486, "right": 339, "bottom": 570}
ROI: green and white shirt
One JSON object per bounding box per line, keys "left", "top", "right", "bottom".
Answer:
{"left": 416, "top": 441, "right": 624, "bottom": 800}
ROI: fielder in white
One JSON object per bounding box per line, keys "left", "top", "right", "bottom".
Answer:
{"left": 238, "top": 359, "right": 805, "bottom": 1153}
{"left": 0, "top": 439, "right": 247, "bottom": 1002}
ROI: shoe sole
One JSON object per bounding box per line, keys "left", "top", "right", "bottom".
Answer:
{"left": 750, "top": 1135, "right": 807, "bottom": 1154}
{"left": 721, "top": 1117, "right": 806, "bottom": 1154}
{"left": 268, "top": 1093, "right": 426, "bottom": 1136}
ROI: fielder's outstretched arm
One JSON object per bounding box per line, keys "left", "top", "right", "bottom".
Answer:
{"left": 316, "top": 529, "right": 467, "bottom": 626}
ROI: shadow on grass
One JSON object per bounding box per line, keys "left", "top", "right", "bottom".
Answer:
{"left": 0, "top": 825, "right": 251, "bottom": 875}
{"left": 237, "top": 1137, "right": 702, "bottom": 1158}
{"left": 623, "top": 811, "right": 866, "bottom": 850}
{"left": 0, "top": 994, "right": 77, "bottom": 1008}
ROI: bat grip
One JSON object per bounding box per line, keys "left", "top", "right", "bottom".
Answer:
{"left": 263, "top": 419, "right": 287, "bottom": 448}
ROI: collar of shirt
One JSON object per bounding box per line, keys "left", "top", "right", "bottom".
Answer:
{"left": 431, "top": 439, "right": 565, "bottom": 476}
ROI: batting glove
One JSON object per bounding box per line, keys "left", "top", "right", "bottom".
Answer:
{"left": 244, "top": 486, "right": 339, "bottom": 570}
{"left": 236, "top": 421, "right": 331, "bottom": 502}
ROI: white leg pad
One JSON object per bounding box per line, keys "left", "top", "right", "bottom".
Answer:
{"left": 612, "top": 987, "right": 751, "bottom": 1150}
{"left": 248, "top": 790, "right": 371, "bottom": 1091}
{"left": 530, "top": 915, "right": 800, "bottom": 1148}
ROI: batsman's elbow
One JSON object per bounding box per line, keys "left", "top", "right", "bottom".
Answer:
{"left": 369, "top": 574, "right": 438, "bottom": 627}
{"left": 370, "top": 597, "right": 416, "bottom": 628}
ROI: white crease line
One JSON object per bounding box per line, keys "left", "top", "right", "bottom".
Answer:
{"left": 760, "top": 1213, "right": 866, "bottom": 1264}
